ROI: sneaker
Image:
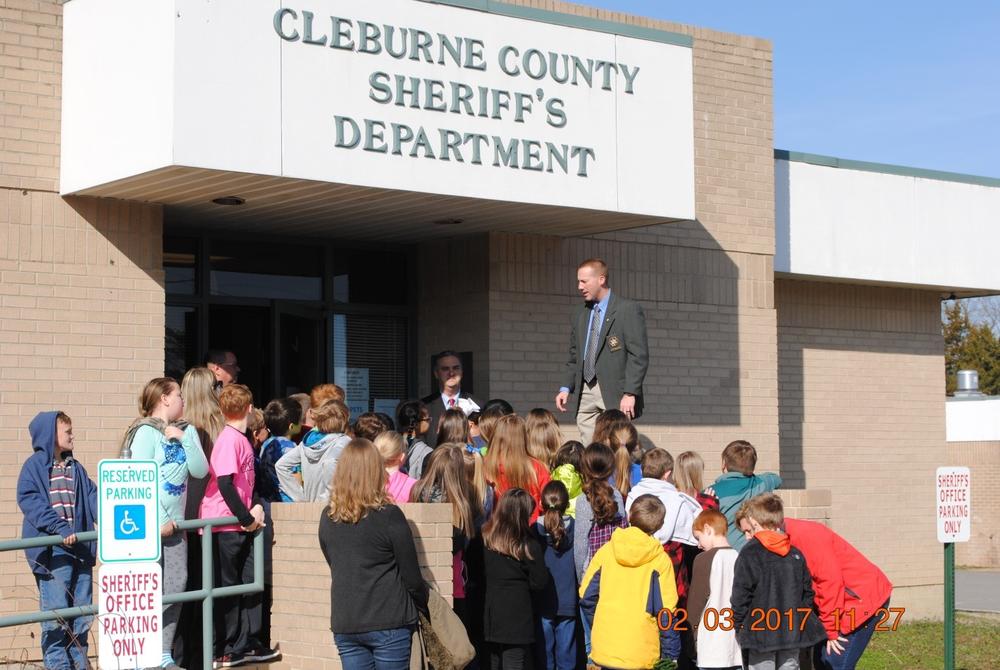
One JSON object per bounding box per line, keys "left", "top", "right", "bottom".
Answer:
{"left": 213, "top": 654, "right": 247, "bottom": 668}
{"left": 243, "top": 647, "right": 281, "bottom": 663}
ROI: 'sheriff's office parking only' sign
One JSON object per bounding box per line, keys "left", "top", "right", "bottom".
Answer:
{"left": 97, "top": 459, "right": 163, "bottom": 669}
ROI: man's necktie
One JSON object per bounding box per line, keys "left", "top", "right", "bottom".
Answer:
{"left": 583, "top": 305, "right": 602, "bottom": 383}
{"left": 448, "top": 398, "right": 456, "bottom": 408}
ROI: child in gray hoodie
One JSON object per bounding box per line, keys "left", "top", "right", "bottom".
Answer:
{"left": 276, "top": 399, "right": 351, "bottom": 502}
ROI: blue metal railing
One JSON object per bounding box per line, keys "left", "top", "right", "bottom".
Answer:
{"left": 0, "top": 517, "right": 264, "bottom": 670}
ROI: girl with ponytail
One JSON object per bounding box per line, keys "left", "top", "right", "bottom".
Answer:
{"left": 572, "top": 443, "right": 628, "bottom": 659}
{"left": 573, "top": 442, "right": 627, "bottom": 580}
{"left": 533, "top": 481, "right": 578, "bottom": 670}
{"left": 608, "top": 423, "right": 642, "bottom": 500}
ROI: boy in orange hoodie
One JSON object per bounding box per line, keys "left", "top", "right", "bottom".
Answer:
{"left": 730, "top": 499, "right": 826, "bottom": 670}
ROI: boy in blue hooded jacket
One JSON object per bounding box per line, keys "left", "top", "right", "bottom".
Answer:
{"left": 17, "top": 411, "right": 98, "bottom": 670}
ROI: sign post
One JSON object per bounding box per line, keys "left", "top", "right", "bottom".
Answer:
{"left": 936, "top": 466, "right": 971, "bottom": 670}
{"left": 97, "top": 459, "right": 163, "bottom": 669}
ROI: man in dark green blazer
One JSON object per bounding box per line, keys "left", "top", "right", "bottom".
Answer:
{"left": 555, "top": 258, "right": 649, "bottom": 443}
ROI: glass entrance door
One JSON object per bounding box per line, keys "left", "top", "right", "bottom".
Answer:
{"left": 274, "top": 303, "right": 325, "bottom": 397}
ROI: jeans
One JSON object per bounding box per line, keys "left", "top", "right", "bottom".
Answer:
{"left": 34, "top": 550, "right": 93, "bottom": 670}
{"left": 747, "top": 648, "right": 799, "bottom": 670}
{"left": 334, "top": 626, "right": 413, "bottom": 670}
{"left": 813, "top": 599, "right": 889, "bottom": 670}
{"left": 539, "top": 616, "right": 576, "bottom": 670}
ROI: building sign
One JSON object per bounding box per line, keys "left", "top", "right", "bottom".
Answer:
{"left": 98, "top": 562, "right": 163, "bottom": 669}
{"left": 936, "top": 466, "right": 971, "bottom": 543}
{"left": 98, "top": 460, "right": 161, "bottom": 563}
{"left": 62, "top": 0, "right": 695, "bottom": 220}
{"left": 275, "top": 1, "right": 694, "bottom": 217}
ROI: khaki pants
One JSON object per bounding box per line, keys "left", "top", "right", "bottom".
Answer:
{"left": 577, "top": 379, "right": 605, "bottom": 444}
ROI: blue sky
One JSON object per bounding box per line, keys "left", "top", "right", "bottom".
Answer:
{"left": 593, "top": 1, "right": 1000, "bottom": 178}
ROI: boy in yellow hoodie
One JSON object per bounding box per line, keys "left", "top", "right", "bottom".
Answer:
{"left": 580, "top": 494, "right": 681, "bottom": 669}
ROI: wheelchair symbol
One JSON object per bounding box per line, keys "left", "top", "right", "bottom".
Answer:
{"left": 113, "top": 505, "right": 146, "bottom": 541}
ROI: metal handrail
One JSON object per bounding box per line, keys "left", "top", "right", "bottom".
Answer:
{"left": 0, "top": 515, "right": 265, "bottom": 670}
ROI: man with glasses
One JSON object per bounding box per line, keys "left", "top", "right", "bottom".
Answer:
{"left": 204, "top": 350, "right": 241, "bottom": 392}
{"left": 422, "top": 350, "right": 480, "bottom": 447}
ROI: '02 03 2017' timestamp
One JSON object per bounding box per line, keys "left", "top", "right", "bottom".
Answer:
{"left": 656, "top": 607, "right": 906, "bottom": 632}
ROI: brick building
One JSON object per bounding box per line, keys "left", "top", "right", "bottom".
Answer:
{"left": 1, "top": 0, "right": 999, "bottom": 667}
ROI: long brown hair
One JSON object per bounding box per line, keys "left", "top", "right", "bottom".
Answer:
{"left": 581, "top": 443, "right": 618, "bottom": 525}
{"left": 526, "top": 408, "right": 561, "bottom": 469}
{"left": 411, "top": 444, "right": 478, "bottom": 538}
{"left": 484, "top": 414, "right": 538, "bottom": 491}
{"left": 139, "top": 377, "right": 178, "bottom": 417}
{"left": 463, "top": 449, "right": 489, "bottom": 512}
{"left": 436, "top": 408, "right": 470, "bottom": 445}
{"left": 592, "top": 409, "right": 630, "bottom": 447}
{"left": 482, "top": 488, "right": 535, "bottom": 561}
{"left": 541, "top": 480, "right": 569, "bottom": 550}
{"left": 608, "top": 423, "right": 640, "bottom": 499}
{"left": 327, "top": 438, "right": 391, "bottom": 524}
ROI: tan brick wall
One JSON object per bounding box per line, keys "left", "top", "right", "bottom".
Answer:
{"left": 946, "top": 441, "right": 1000, "bottom": 567}
{"left": 0, "top": 0, "right": 167, "bottom": 658}
{"left": 487, "top": 233, "right": 780, "bottom": 477}
{"left": 777, "top": 278, "right": 945, "bottom": 619}
{"left": 264, "top": 503, "right": 453, "bottom": 670}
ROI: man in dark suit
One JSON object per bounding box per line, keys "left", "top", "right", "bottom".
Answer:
{"left": 422, "top": 350, "right": 481, "bottom": 447}
{"left": 555, "top": 258, "right": 649, "bottom": 443}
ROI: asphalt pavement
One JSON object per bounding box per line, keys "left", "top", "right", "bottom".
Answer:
{"left": 956, "top": 570, "right": 1000, "bottom": 612}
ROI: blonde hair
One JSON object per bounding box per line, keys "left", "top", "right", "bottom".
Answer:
{"left": 313, "top": 399, "right": 350, "bottom": 434}
{"left": 484, "top": 414, "right": 538, "bottom": 491}
{"left": 463, "top": 448, "right": 488, "bottom": 510}
{"left": 608, "top": 423, "right": 639, "bottom": 499}
{"left": 674, "top": 451, "right": 706, "bottom": 496}
{"left": 374, "top": 431, "right": 406, "bottom": 466}
{"left": 526, "top": 408, "right": 561, "bottom": 469}
{"left": 181, "top": 367, "right": 224, "bottom": 441}
{"left": 327, "top": 439, "right": 391, "bottom": 524}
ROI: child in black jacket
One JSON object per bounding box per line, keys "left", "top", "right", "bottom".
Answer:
{"left": 482, "top": 488, "right": 549, "bottom": 670}
{"left": 731, "top": 500, "right": 826, "bottom": 670}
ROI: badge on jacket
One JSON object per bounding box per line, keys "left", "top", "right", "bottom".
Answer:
{"left": 607, "top": 335, "right": 622, "bottom": 352}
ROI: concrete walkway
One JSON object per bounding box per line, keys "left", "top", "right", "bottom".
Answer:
{"left": 957, "top": 570, "right": 1000, "bottom": 612}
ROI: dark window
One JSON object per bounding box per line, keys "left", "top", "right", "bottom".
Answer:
{"left": 164, "top": 236, "right": 197, "bottom": 295}
{"left": 165, "top": 305, "right": 199, "bottom": 380}
{"left": 210, "top": 240, "right": 323, "bottom": 300}
{"left": 332, "top": 248, "right": 408, "bottom": 305}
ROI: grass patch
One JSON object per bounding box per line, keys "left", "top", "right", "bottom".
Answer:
{"left": 859, "top": 613, "right": 1000, "bottom": 670}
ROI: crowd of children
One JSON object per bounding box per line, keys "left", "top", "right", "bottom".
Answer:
{"left": 18, "top": 368, "right": 892, "bottom": 670}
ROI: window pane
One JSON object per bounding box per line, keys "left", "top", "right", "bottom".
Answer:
{"left": 165, "top": 305, "right": 199, "bottom": 380}
{"left": 210, "top": 240, "right": 322, "bottom": 300}
{"left": 164, "top": 236, "right": 197, "bottom": 295}
{"left": 332, "top": 248, "right": 408, "bottom": 305}
{"left": 330, "top": 314, "right": 408, "bottom": 417}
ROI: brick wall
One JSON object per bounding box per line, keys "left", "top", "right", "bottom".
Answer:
{"left": 264, "top": 503, "right": 453, "bottom": 670}
{"left": 777, "top": 278, "right": 946, "bottom": 619}
{"left": 946, "top": 441, "right": 1000, "bottom": 567}
{"left": 0, "top": 0, "right": 166, "bottom": 657}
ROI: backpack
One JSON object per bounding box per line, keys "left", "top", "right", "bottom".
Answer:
{"left": 118, "top": 417, "right": 189, "bottom": 458}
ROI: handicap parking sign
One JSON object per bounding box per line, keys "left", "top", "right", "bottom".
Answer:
{"left": 98, "top": 460, "right": 160, "bottom": 563}
{"left": 113, "top": 505, "right": 146, "bottom": 541}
